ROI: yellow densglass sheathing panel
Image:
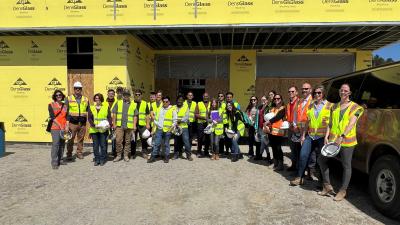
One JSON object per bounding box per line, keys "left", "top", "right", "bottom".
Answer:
{"left": 230, "top": 50, "right": 257, "bottom": 108}
{"left": 0, "top": 0, "right": 400, "bottom": 28}
{"left": 356, "top": 51, "right": 373, "bottom": 71}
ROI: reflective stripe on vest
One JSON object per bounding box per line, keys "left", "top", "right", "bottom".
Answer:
{"left": 116, "top": 100, "right": 137, "bottom": 129}
{"left": 68, "top": 95, "right": 88, "bottom": 117}
{"left": 296, "top": 96, "right": 312, "bottom": 130}
{"left": 228, "top": 112, "right": 245, "bottom": 136}
{"left": 271, "top": 107, "right": 285, "bottom": 136}
{"left": 176, "top": 104, "right": 189, "bottom": 129}
{"left": 197, "top": 101, "right": 210, "bottom": 124}
{"left": 221, "top": 102, "right": 228, "bottom": 124}
{"left": 307, "top": 101, "right": 333, "bottom": 137}
{"left": 89, "top": 105, "right": 109, "bottom": 134}
{"left": 184, "top": 100, "right": 197, "bottom": 123}
{"left": 155, "top": 107, "right": 175, "bottom": 132}
{"left": 137, "top": 100, "right": 148, "bottom": 126}
{"left": 329, "top": 101, "right": 364, "bottom": 147}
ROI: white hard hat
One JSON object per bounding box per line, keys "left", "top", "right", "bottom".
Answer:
{"left": 264, "top": 113, "right": 275, "bottom": 122}
{"left": 203, "top": 124, "right": 214, "bottom": 134}
{"left": 142, "top": 129, "right": 151, "bottom": 139}
{"left": 147, "top": 137, "right": 153, "bottom": 147}
{"left": 280, "top": 121, "right": 290, "bottom": 129}
{"left": 254, "top": 133, "right": 260, "bottom": 142}
{"left": 321, "top": 142, "right": 341, "bottom": 157}
{"left": 73, "top": 81, "right": 83, "bottom": 88}
{"left": 225, "top": 129, "right": 236, "bottom": 139}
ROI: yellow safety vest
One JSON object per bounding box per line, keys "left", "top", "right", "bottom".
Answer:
{"left": 136, "top": 100, "right": 148, "bottom": 127}
{"left": 228, "top": 112, "right": 245, "bottom": 136}
{"left": 307, "top": 101, "right": 333, "bottom": 137}
{"left": 222, "top": 101, "right": 239, "bottom": 125}
{"left": 214, "top": 108, "right": 224, "bottom": 136}
{"left": 68, "top": 95, "right": 88, "bottom": 117}
{"left": 184, "top": 100, "right": 197, "bottom": 123}
{"left": 155, "top": 106, "right": 175, "bottom": 132}
{"left": 89, "top": 104, "right": 109, "bottom": 134}
{"left": 116, "top": 100, "right": 137, "bottom": 129}
{"left": 329, "top": 101, "right": 364, "bottom": 147}
{"left": 176, "top": 104, "right": 189, "bottom": 129}
{"left": 197, "top": 101, "right": 210, "bottom": 124}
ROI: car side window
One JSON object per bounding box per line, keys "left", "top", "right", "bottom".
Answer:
{"left": 326, "top": 74, "right": 365, "bottom": 104}
{"left": 359, "top": 72, "right": 400, "bottom": 109}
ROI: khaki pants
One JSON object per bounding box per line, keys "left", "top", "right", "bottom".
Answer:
{"left": 67, "top": 123, "right": 86, "bottom": 157}
{"left": 115, "top": 127, "right": 132, "bottom": 158}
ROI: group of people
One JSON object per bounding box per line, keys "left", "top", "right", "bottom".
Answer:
{"left": 48, "top": 81, "right": 363, "bottom": 201}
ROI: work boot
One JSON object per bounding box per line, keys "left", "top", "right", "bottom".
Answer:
{"left": 142, "top": 152, "right": 148, "bottom": 159}
{"left": 272, "top": 159, "right": 278, "bottom": 169}
{"left": 231, "top": 154, "right": 239, "bottom": 162}
{"left": 173, "top": 154, "right": 179, "bottom": 160}
{"left": 59, "top": 160, "right": 67, "bottom": 166}
{"left": 124, "top": 156, "right": 130, "bottom": 162}
{"left": 290, "top": 177, "right": 304, "bottom": 186}
{"left": 317, "top": 183, "right": 335, "bottom": 196}
{"left": 274, "top": 160, "right": 284, "bottom": 171}
{"left": 211, "top": 154, "right": 215, "bottom": 160}
{"left": 187, "top": 155, "right": 193, "bottom": 161}
{"left": 113, "top": 156, "right": 121, "bottom": 162}
{"left": 333, "top": 189, "right": 347, "bottom": 201}
{"left": 147, "top": 157, "right": 156, "bottom": 163}
{"left": 164, "top": 156, "right": 169, "bottom": 163}
{"left": 52, "top": 165, "right": 59, "bottom": 170}
{"left": 215, "top": 154, "right": 220, "bottom": 160}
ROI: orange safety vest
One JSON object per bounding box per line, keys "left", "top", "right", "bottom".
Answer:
{"left": 295, "top": 96, "right": 312, "bottom": 131}
{"left": 50, "top": 102, "right": 67, "bottom": 130}
{"left": 286, "top": 97, "right": 299, "bottom": 123}
{"left": 270, "top": 106, "right": 285, "bottom": 136}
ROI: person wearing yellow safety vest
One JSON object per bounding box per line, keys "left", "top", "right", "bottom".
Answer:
{"left": 222, "top": 91, "right": 241, "bottom": 156}
{"left": 184, "top": 91, "right": 197, "bottom": 148}
{"left": 290, "top": 85, "right": 332, "bottom": 186}
{"left": 318, "top": 83, "right": 364, "bottom": 201}
{"left": 65, "top": 81, "right": 89, "bottom": 161}
{"left": 88, "top": 93, "right": 112, "bottom": 166}
{"left": 209, "top": 98, "right": 224, "bottom": 160}
{"left": 132, "top": 89, "right": 151, "bottom": 159}
{"left": 148, "top": 96, "right": 177, "bottom": 163}
{"left": 225, "top": 102, "right": 245, "bottom": 162}
{"left": 149, "top": 90, "right": 163, "bottom": 129}
{"left": 106, "top": 87, "right": 123, "bottom": 157}
{"left": 264, "top": 94, "right": 286, "bottom": 170}
{"left": 217, "top": 91, "right": 227, "bottom": 156}
{"left": 111, "top": 89, "right": 138, "bottom": 162}
{"left": 195, "top": 92, "right": 211, "bottom": 158}
{"left": 173, "top": 95, "right": 193, "bottom": 161}
{"left": 147, "top": 91, "right": 156, "bottom": 134}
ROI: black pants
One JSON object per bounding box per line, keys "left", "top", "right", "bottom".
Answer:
{"left": 248, "top": 126, "right": 261, "bottom": 157}
{"left": 188, "top": 122, "right": 196, "bottom": 147}
{"left": 268, "top": 134, "right": 284, "bottom": 161}
{"left": 197, "top": 122, "right": 210, "bottom": 155}
{"left": 131, "top": 126, "right": 148, "bottom": 156}
{"left": 223, "top": 124, "right": 231, "bottom": 154}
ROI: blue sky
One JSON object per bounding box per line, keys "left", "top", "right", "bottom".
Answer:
{"left": 373, "top": 42, "right": 400, "bottom": 61}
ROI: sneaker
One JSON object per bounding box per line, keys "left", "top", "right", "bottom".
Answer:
{"left": 147, "top": 157, "right": 156, "bottom": 163}
{"left": 317, "top": 183, "right": 335, "bottom": 196}
{"left": 164, "top": 157, "right": 169, "bottom": 163}
{"left": 173, "top": 154, "right": 179, "bottom": 160}
{"left": 59, "top": 160, "right": 67, "bottom": 166}
{"left": 187, "top": 155, "right": 193, "bottom": 161}
{"left": 333, "top": 189, "right": 347, "bottom": 201}
{"left": 113, "top": 157, "right": 121, "bottom": 162}
{"left": 142, "top": 153, "right": 148, "bottom": 159}
{"left": 100, "top": 161, "right": 106, "bottom": 166}
{"left": 290, "top": 177, "right": 304, "bottom": 186}
{"left": 52, "top": 165, "right": 59, "bottom": 170}
{"left": 124, "top": 156, "right": 130, "bottom": 162}
{"left": 94, "top": 162, "right": 100, "bottom": 166}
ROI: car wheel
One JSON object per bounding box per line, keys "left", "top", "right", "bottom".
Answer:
{"left": 369, "top": 155, "right": 400, "bottom": 219}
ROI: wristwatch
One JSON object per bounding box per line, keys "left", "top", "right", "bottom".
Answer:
{"left": 340, "top": 134, "right": 346, "bottom": 138}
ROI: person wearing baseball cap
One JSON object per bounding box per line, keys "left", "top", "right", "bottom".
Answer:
{"left": 65, "top": 81, "right": 90, "bottom": 161}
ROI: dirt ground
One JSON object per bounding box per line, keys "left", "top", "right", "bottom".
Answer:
{"left": 0, "top": 143, "right": 398, "bottom": 225}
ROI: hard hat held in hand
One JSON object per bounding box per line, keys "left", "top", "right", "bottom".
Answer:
{"left": 264, "top": 113, "right": 275, "bottom": 122}
{"left": 147, "top": 137, "right": 153, "bottom": 147}
{"left": 142, "top": 129, "right": 151, "bottom": 139}
{"left": 73, "top": 81, "right": 83, "bottom": 88}
{"left": 225, "top": 129, "right": 235, "bottom": 139}
{"left": 203, "top": 124, "right": 214, "bottom": 134}
{"left": 280, "top": 121, "right": 290, "bottom": 129}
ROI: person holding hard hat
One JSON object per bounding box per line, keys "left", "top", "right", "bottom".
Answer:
{"left": 195, "top": 92, "right": 211, "bottom": 158}
{"left": 184, "top": 91, "right": 197, "bottom": 150}
{"left": 225, "top": 102, "right": 245, "bottom": 162}
{"left": 132, "top": 89, "right": 151, "bottom": 159}
{"left": 290, "top": 85, "right": 333, "bottom": 186}
{"left": 65, "top": 81, "right": 89, "bottom": 160}
{"left": 173, "top": 95, "right": 193, "bottom": 161}
{"left": 317, "top": 83, "right": 363, "bottom": 201}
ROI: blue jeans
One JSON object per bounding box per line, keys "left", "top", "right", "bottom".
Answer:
{"left": 297, "top": 136, "right": 324, "bottom": 178}
{"left": 174, "top": 128, "right": 191, "bottom": 156}
{"left": 231, "top": 133, "right": 241, "bottom": 155}
{"left": 152, "top": 129, "right": 172, "bottom": 158}
{"left": 92, "top": 132, "right": 108, "bottom": 163}
{"left": 258, "top": 127, "right": 270, "bottom": 158}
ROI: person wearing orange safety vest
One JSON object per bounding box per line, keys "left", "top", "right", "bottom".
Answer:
{"left": 264, "top": 94, "right": 286, "bottom": 171}
{"left": 286, "top": 86, "right": 300, "bottom": 171}
{"left": 65, "top": 81, "right": 89, "bottom": 160}
{"left": 318, "top": 83, "right": 364, "bottom": 201}
{"left": 290, "top": 85, "right": 332, "bottom": 186}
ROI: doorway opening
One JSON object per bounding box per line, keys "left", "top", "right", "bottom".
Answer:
{"left": 178, "top": 79, "right": 205, "bottom": 102}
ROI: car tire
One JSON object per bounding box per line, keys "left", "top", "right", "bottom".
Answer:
{"left": 369, "top": 155, "right": 400, "bottom": 220}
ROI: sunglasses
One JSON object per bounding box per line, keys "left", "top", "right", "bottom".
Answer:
{"left": 135, "top": 94, "right": 141, "bottom": 96}
{"left": 251, "top": 99, "right": 257, "bottom": 101}
{"left": 288, "top": 91, "right": 295, "bottom": 93}
{"left": 274, "top": 98, "right": 281, "bottom": 100}
{"left": 55, "top": 94, "right": 62, "bottom": 97}
{"left": 314, "top": 91, "right": 322, "bottom": 95}
{"left": 163, "top": 100, "right": 169, "bottom": 103}
{"left": 74, "top": 88, "right": 82, "bottom": 90}
{"left": 218, "top": 95, "right": 224, "bottom": 97}
{"left": 302, "top": 88, "right": 310, "bottom": 90}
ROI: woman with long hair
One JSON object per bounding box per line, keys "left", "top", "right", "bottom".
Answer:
{"left": 246, "top": 96, "right": 260, "bottom": 159}
{"left": 208, "top": 98, "right": 224, "bottom": 160}
{"left": 48, "top": 90, "right": 67, "bottom": 169}
{"left": 226, "top": 102, "right": 245, "bottom": 162}
{"left": 264, "top": 94, "right": 286, "bottom": 171}
{"left": 255, "top": 95, "right": 272, "bottom": 162}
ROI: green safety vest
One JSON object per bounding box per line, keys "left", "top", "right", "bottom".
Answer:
{"left": 197, "top": 101, "right": 210, "bottom": 124}
{"left": 116, "top": 100, "right": 137, "bottom": 129}
{"left": 329, "top": 101, "right": 363, "bottom": 147}
{"left": 307, "top": 101, "right": 333, "bottom": 137}
{"left": 89, "top": 104, "right": 109, "bottom": 134}
{"left": 222, "top": 101, "right": 239, "bottom": 125}
{"left": 228, "top": 112, "right": 245, "bottom": 136}
{"left": 176, "top": 104, "right": 189, "bottom": 129}
{"left": 156, "top": 106, "right": 175, "bottom": 132}
{"left": 137, "top": 100, "right": 148, "bottom": 126}
{"left": 184, "top": 100, "right": 197, "bottom": 123}
{"left": 68, "top": 95, "right": 88, "bottom": 117}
